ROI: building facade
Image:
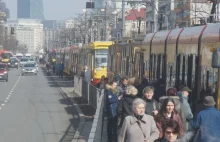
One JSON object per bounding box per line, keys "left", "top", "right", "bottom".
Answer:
{"left": 7, "top": 19, "right": 43, "bottom": 54}
{"left": 125, "top": 8, "right": 146, "bottom": 38}
{"left": 174, "top": 0, "right": 212, "bottom": 27}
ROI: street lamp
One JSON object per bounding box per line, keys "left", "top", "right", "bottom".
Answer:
{"left": 163, "top": 15, "right": 169, "bottom": 30}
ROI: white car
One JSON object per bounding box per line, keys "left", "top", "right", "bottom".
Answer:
{"left": 21, "top": 63, "right": 37, "bottom": 75}
{"left": 28, "top": 61, "right": 38, "bottom": 72}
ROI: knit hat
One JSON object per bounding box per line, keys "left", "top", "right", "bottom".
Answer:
{"left": 166, "top": 88, "right": 177, "bottom": 96}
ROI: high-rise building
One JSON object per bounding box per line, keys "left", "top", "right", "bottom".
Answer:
{"left": 6, "top": 19, "right": 44, "bottom": 54}
{"left": 17, "top": 0, "right": 44, "bottom": 19}
{"left": 30, "top": 0, "right": 44, "bottom": 19}
{"left": 17, "top": 0, "right": 30, "bottom": 18}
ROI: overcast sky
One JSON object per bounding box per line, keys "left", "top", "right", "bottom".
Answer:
{"left": 4, "top": 0, "right": 87, "bottom": 20}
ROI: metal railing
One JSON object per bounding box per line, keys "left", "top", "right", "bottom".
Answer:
{"left": 73, "top": 75, "right": 106, "bottom": 142}
{"left": 73, "top": 75, "right": 101, "bottom": 109}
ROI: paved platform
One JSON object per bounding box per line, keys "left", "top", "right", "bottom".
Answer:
{"left": 61, "top": 87, "right": 95, "bottom": 142}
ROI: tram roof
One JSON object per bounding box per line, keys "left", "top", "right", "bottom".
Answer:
{"left": 167, "top": 28, "right": 184, "bottom": 44}
{"left": 152, "top": 30, "right": 172, "bottom": 45}
{"left": 179, "top": 25, "right": 207, "bottom": 44}
{"left": 202, "top": 23, "right": 220, "bottom": 43}
{"left": 143, "top": 33, "right": 157, "bottom": 46}
{"left": 88, "top": 41, "right": 114, "bottom": 49}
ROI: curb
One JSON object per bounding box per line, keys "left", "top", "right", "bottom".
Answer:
{"left": 60, "top": 87, "right": 86, "bottom": 142}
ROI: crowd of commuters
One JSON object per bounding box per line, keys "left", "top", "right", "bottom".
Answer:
{"left": 100, "top": 74, "right": 220, "bottom": 142}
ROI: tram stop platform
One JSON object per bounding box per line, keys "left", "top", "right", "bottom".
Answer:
{"left": 61, "top": 87, "right": 96, "bottom": 142}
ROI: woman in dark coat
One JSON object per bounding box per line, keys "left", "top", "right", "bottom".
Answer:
{"left": 117, "top": 85, "right": 138, "bottom": 127}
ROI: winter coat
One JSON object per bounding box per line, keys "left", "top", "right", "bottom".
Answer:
{"left": 118, "top": 114, "right": 159, "bottom": 142}
{"left": 177, "top": 92, "right": 193, "bottom": 131}
{"left": 193, "top": 107, "right": 220, "bottom": 142}
{"left": 155, "top": 112, "right": 184, "bottom": 138}
{"left": 144, "top": 98, "right": 159, "bottom": 116}
{"left": 117, "top": 95, "right": 137, "bottom": 124}
{"left": 105, "top": 84, "right": 119, "bottom": 118}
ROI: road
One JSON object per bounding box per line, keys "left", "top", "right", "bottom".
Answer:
{"left": 0, "top": 66, "right": 78, "bottom": 142}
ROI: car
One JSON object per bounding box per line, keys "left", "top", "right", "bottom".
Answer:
{"left": 19, "top": 57, "right": 29, "bottom": 67}
{"left": 0, "top": 63, "right": 8, "bottom": 82}
{"left": 21, "top": 63, "right": 37, "bottom": 75}
{"left": 28, "top": 58, "right": 35, "bottom": 62}
{"left": 28, "top": 61, "right": 38, "bottom": 72}
{"left": 8, "top": 57, "right": 19, "bottom": 69}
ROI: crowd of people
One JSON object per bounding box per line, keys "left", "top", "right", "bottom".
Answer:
{"left": 45, "top": 60, "right": 64, "bottom": 78}
{"left": 100, "top": 75, "right": 220, "bottom": 142}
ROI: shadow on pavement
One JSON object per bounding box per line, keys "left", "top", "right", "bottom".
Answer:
{"left": 39, "top": 65, "right": 79, "bottom": 142}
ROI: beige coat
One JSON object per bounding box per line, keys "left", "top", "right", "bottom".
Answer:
{"left": 118, "top": 114, "right": 159, "bottom": 142}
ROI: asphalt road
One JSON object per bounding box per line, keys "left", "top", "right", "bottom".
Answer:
{"left": 0, "top": 66, "right": 78, "bottom": 142}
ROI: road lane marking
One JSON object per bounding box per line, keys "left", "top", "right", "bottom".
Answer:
{"left": 0, "top": 76, "right": 21, "bottom": 110}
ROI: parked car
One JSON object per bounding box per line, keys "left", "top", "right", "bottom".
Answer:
{"left": 21, "top": 63, "right": 37, "bottom": 75}
{"left": 0, "top": 63, "right": 8, "bottom": 82}
{"left": 9, "top": 57, "right": 18, "bottom": 68}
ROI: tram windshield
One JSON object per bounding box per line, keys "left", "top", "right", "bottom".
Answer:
{"left": 94, "top": 49, "right": 108, "bottom": 67}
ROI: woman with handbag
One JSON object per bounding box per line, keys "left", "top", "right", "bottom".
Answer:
{"left": 118, "top": 98, "right": 159, "bottom": 142}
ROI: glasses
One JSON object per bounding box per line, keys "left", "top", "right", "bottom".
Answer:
{"left": 165, "top": 130, "right": 177, "bottom": 135}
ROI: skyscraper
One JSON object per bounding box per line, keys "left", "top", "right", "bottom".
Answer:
{"left": 17, "top": 0, "right": 30, "bottom": 18}
{"left": 30, "top": 0, "right": 44, "bottom": 19}
{"left": 17, "top": 0, "right": 44, "bottom": 19}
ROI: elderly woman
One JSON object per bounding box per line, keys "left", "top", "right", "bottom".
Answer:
{"left": 117, "top": 85, "right": 138, "bottom": 127}
{"left": 118, "top": 98, "right": 159, "bottom": 142}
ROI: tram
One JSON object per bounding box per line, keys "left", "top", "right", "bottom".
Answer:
{"left": 108, "top": 23, "right": 220, "bottom": 113}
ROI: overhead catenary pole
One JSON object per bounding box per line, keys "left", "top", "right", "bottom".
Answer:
{"left": 105, "top": 2, "right": 108, "bottom": 41}
{"left": 154, "top": 0, "right": 158, "bottom": 32}
{"left": 122, "top": 0, "right": 125, "bottom": 37}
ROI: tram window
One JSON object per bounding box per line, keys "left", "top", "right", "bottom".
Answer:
{"left": 153, "top": 54, "right": 156, "bottom": 81}
{"left": 160, "top": 54, "right": 163, "bottom": 79}
{"left": 201, "top": 66, "right": 206, "bottom": 91}
{"left": 156, "top": 55, "right": 161, "bottom": 80}
{"left": 126, "top": 57, "right": 129, "bottom": 76}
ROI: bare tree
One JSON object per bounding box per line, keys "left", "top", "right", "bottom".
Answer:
{"left": 3, "top": 35, "right": 17, "bottom": 53}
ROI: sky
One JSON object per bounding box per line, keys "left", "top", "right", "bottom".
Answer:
{"left": 4, "top": 0, "right": 87, "bottom": 20}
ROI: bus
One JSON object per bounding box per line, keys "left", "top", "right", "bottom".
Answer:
{"left": 1, "top": 51, "right": 13, "bottom": 63}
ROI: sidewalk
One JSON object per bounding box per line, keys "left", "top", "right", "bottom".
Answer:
{"left": 61, "top": 87, "right": 96, "bottom": 142}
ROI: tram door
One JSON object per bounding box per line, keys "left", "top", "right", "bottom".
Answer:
{"left": 176, "top": 54, "right": 197, "bottom": 109}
